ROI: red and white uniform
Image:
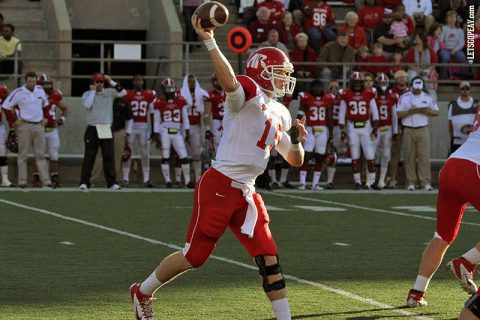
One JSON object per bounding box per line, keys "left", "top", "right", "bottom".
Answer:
{"left": 206, "top": 89, "right": 226, "bottom": 150}
{"left": 299, "top": 91, "right": 333, "bottom": 154}
{"left": 326, "top": 91, "right": 342, "bottom": 150}
{"left": 182, "top": 75, "right": 294, "bottom": 268}
{"left": 339, "top": 88, "right": 379, "bottom": 159}
{"left": 303, "top": 0, "right": 335, "bottom": 30}
{"left": 123, "top": 89, "right": 156, "bottom": 182}
{"left": 374, "top": 91, "right": 398, "bottom": 158}
{"left": 42, "top": 90, "right": 64, "bottom": 161}
{"left": 0, "top": 87, "right": 9, "bottom": 157}
{"left": 153, "top": 96, "right": 190, "bottom": 159}
{"left": 435, "top": 107, "right": 480, "bottom": 244}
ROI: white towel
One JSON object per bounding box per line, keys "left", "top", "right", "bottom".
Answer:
{"left": 180, "top": 75, "right": 209, "bottom": 113}
{"left": 231, "top": 181, "right": 258, "bottom": 238}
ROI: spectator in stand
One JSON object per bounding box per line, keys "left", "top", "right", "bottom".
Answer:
{"left": 396, "top": 77, "right": 439, "bottom": 191}
{"left": 405, "top": 31, "right": 438, "bottom": 81}
{"left": 256, "top": 0, "right": 285, "bottom": 25}
{"left": 388, "top": 70, "right": 409, "bottom": 188}
{"left": 288, "top": 0, "right": 305, "bottom": 26}
{"left": 394, "top": 3, "right": 415, "bottom": 35}
{"left": 182, "top": 0, "right": 203, "bottom": 48}
{"left": 374, "top": 8, "right": 406, "bottom": 58}
{"left": 402, "top": 0, "right": 435, "bottom": 31}
{"left": 438, "top": 10, "right": 468, "bottom": 80}
{"left": 391, "top": 9, "right": 410, "bottom": 43}
{"left": 337, "top": 11, "right": 368, "bottom": 53}
{"left": 303, "top": 0, "right": 336, "bottom": 55}
{"left": 0, "top": 24, "right": 21, "bottom": 74}
{"left": 358, "top": 0, "right": 384, "bottom": 46}
{"left": 318, "top": 31, "right": 355, "bottom": 90}
{"left": 427, "top": 23, "right": 445, "bottom": 54}
{"left": 261, "top": 28, "right": 289, "bottom": 57}
{"left": 389, "top": 48, "right": 407, "bottom": 78}
{"left": 290, "top": 33, "right": 317, "bottom": 94}
{"left": 278, "top": 11, "right": 301, "bottom": 49}
{"left": 248, "top": 6, "right": 273, "bottom": 43}
{"left": 448, "top": 81, "right": 478, "bottom": 154}
{"left": 355, "top": 45, "right": 370, "bottom": 73}
{"left": 367, "top": 42, "right": 389, "bottom": 76}
{"left": 437, "top": 0, "right": 469, "bottom": 25}
{"left": 377, "top": 0, "right": 402, "bottom": 9}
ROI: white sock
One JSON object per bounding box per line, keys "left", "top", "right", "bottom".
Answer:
{"left": 143, "top": 169, "right": 150, "bottom": 183}
{"left": 175, "top": 166, "right": 182, "bottom": 183}
{"left": 161, "top": 163, "right": 171, "bottom": 183}
{"left": 140, "top": 271, "right": 163, "bottom": 296}
{"left": 327, "top": 166, "right": 335, "bottom": 184}
{"left": 312, "top": 171, "right": 321, "bottom": 187}
{"left": 269, "top": 169, "right": 277, "bottom": 183}
{"left": 122, "top": 161, "right": 130, "bottom": 181}
{"left": 368, "top": 172, "right": 376, "bottom": 186}
{"left": 271, "top": 298, "right": 291, "bottom": 320}
{"left": 353, "top": 173, "right": 361, "bottom": 184}
{"left": 280, "top": 168, "right": 289, "bottom": 183}
{"left": 413, "top": 275, "right": 430, "bottom": 292}
{"left": 299, "top": 171, "right": 307, "bottom": 185}
{"left": 1, "top": 166, "right": 9, "bottom": 182}
{"left": 463, "top": 248, "right": 480, "bottom": 265}
{"left": 379, "top": 165, "right": 388, "bottom": 185}
{"left": 182, "top": 163, "right": 191, "bottom": 184}
{"left": 193, "top": 160, "right": 201, "bottom": 182}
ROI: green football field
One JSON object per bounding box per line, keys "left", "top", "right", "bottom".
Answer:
{"left": 1, "top": 189, "right": 478, "bottom": 319}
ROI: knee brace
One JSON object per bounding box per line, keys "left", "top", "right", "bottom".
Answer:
{"left": 0, "top": 156, "right": 7, "bottom": 166}
{"left": 162, "top": 158, "right": 170, "bottom": 164}
{"left": 367, "top": 159, "right": 376, "bottom": 172}
{"left": 255, "top": 255, "right": 286, "bottom": 292}
{"left": 181, "top": 157, "right": 190, "bottom": 165}
{"left": 351, "top": 159, "right": 360, "bottom": 172}
{"left": 465, "top": 291, "right": 480, "bottom": 319}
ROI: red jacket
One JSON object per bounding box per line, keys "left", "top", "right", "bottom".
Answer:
{"left": 337, "top": 24, "right": 367, "bottom": 50}
{"left": 278, "top": 22, "right": 301, "bottom": 45}
{"left": 358, "top": 6, "right": 384, "bottom": 30}
{"left": 289, "top": 46, "right": 317, "bottom": 77}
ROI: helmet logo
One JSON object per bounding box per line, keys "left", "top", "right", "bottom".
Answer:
{"left": 246, "top": 53, "right": 267, "bottom": 69}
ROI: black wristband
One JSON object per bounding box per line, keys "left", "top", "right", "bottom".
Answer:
{"left": 115, "top": 83, "right": 123, "bottom": 92}
{"left": 288, "top": 126, "right": 299, "bottom": 144}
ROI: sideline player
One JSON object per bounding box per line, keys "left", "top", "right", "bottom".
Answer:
{"left": 205, "top": 72, "right": 226, "bottom": 152}
{"left": 122, "top": 75, "right": 156, "bottom": 187}
{"left": 339, "top": 72, "right": 379, "bottom": 189}
{"left": 0, "top": 84, "right": 13, "bottom": 187}
{"left": 130, "top": 15, "right": 306, "bottom": 320}
{"left": 407, "top": 106, "right": 480, "bottom": 307}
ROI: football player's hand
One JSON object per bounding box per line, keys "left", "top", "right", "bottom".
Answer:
{"left": 205, "top": 130, "right": 213, "bottom": 140}
{"left": 57, "top": 116, "right": 65, "bottom": 127}
{"left": 191, "top": 14, "right": 214, "bottom": 40}
{"left": 370, "top": 129, "right": 378, "bottom": 141}
{"left": 327, "top": 137, "right": 334, "bottom": 148}
{"left": 288, "top": 116, "right": 307, "bottom": 144}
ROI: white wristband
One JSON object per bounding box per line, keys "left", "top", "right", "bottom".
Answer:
{"left": 291, "top": 143, "right": 301, "bottom": 151}
{"left": 203, "top": 38, "right": 218, "bottom": 52}
{"left": 60, "top": 116, "right": 65, "bottom": 122}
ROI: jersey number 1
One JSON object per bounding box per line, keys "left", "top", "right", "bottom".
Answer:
{"left": 257, "top": 118, "right": 282, "bottom": 151}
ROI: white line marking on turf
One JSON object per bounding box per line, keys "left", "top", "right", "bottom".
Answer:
{"left": 295, "top": 205, "right": 346, "bottom": 212}
{"left": 393, "top": 206, "right": 436, "bottom": 212}
{"left": 0, "top": 197, "right": 433, "bottom": 320}
{"left": 267, "top": 192, "right": 480, "bottom": 228}
{"left": 333, "top": 242, "right": 350, "bottom": 246}
{"left": 265, "top": 205, "right": 286, "bottom": 211}
{"left": 60, "top": 241, "right": 74, "bottom": 245}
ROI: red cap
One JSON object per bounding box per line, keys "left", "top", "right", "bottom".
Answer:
{"left": 92, "top": 72, "right": 105, "bottom": 82}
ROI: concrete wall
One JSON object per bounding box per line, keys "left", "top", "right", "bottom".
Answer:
{"left": 65, "top": 0, "right": 149, "bottom": 30}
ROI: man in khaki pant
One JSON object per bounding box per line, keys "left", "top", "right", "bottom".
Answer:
{"left": 1, "top": 72, "right": 51, "bottom": 188}
{"left": 396, "top": 77, "right": 438, "bottom": 191}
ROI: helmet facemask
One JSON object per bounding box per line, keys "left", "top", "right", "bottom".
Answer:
{"left": 260, "top": 63, "right": 296, "bottom": 97}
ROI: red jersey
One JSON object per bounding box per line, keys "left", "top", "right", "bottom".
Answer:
{"left": 325, "top": 92, "right": 341, "bottom": 126}
{"left": 43, "top": 90, "right": 63, "bottom": 128}
{"left": 358, "top": 6, "right": 384, "bottom": 30}
{"left": 299, "top": 92, "right": 334, "bottom": 127}
{"left": 340, "top": 88, "right": 376, "bottom": 122}
{"left": 256, "top": 1, "right": 285, "bottom": 24}
{"left": 303, "top": 0, "right": 335, "bottom": 30}
{"left": 154, "top": 96, "right": 187, "bottom": 126}
{"left": 375, "top": 91, "right": 398, "bottom": 127}
{"left": 207, "top": 89, "right": 226, "bottom": 120}
{"left": 124, "top": 89, "right": 156, "bottom": 123}
{"left": 0, "top": 85, "right": 8, "bottom": 122}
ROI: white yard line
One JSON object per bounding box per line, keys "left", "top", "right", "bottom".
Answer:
{"left": 0, "top": 197, "right": 434, "bottom": 320}
{"left": 267, "top": 192, "right": 480, "bottom": 228}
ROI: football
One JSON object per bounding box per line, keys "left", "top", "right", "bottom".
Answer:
{"left": 194, "top": 1, "right": 229, "bottom": 29}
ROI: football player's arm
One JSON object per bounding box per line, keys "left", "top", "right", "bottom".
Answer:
{"left": 370, "top": 99, "right": 379, "bottom": 129}
{"left": 327, "top": 105, "right": 334, "bottom": 138}
{"left": 338, "top": 99, "right": 346, "bottom": 130}
{"left": 125, "top": 119, "right": 133, "bottom": 136}
{"left": 56, "top": 100, "right": 68, "bottom": 125}
{"left": 277, "top": 117, "right": 307, "bottom": 167}
{"left": 448, "top": 103, "right": 453, "bottom": 138}
{"left": 153, "top": 109, "right": 161, "bottom": 133}
{"left": 203, "top": 100, "right": 212, "bottom": 129}
{"left": 392, "top": 104, "right": 399, "bottom": 135}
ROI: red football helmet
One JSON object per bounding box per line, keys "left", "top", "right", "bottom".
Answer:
{"left": 37, "top": 73, "right": 52, "bottom": 85}
{"left": 245, "top": 47, "right": 295, "bottom": 97}
{"left": 324, "top": 144, "right": 338, "bottom": 166}
{"left": 375, "top": 73, "right": 390, "bottom": 94}
{"left": 161, "top": 78, "right": 176, "bottom": 99}
{"left": 349, "top": 71, "right": 365, "bottom": 93}
{"left": 0, "top": 84, "right": 8, "bottom": 102}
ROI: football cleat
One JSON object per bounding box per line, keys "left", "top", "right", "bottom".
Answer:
{"left": 174, "top": 181, "right": 181, "bottom": 188}
{"left": 166, "top": 181, "right": 173, "bottom": 188}
{"left": 32, "top": 174, "right": 41, "bottom": 188}
{"left": 109, "top": 184, "right": 121, "bottom": 191}
{"left": 130, "top": 283, "right": 155, "bottom": 320}
{"left": 407, "top": 184, "right": 415, "bottom": 191}
{"left": 446, "top": 257, "right": 478, "bottom": 294}
{"left": 282, "top": 181, "right": 295, "bottom": 189}
{"left": 186, "top": 181, "right": 196, "bottom": 189}
{"left": 1, "top": 179, "right": 13, "bottom": 187}
{"left": 312, "top": 184, "right": 324, "bottom": 191}
{"left": 298, "top": 183, "right": 306, "bottom": 190}
{"left": 79, "top": 183, "right": 88, "bottom": 191}
{"left": 325, "top": 183, "right": 335, "bottom": 189}
{"left": 406, "top": 289, "right": 427, "bottom": 308}
{"left": 143, "top": 181, "right": 155, "bottom": 188}
{"left": 370, "top": 183, "right": 382, "bottom": 190}
{"left": 122, "top": 180, "right": 129, "bottom": 188}
{"left": 424, "top": 184, "right": 434, "bottom": 191}
{"left": 377, "top": 181, "right": 386, "bottom": 189}
{"left": 354, "top": 183, "right": 362, "bottom": 190}
{"left": 271, "top": 181, "right": 280, "bottom": 189}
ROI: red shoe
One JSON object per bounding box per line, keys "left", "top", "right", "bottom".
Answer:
{"left": 130, "top": 283, "right": 155, "bottom": 320}
{"left": 406, "top": 289, "right": 427, "bottom": 307}
{"left": 446, "top": 257, "right": 477, "bottom": 294}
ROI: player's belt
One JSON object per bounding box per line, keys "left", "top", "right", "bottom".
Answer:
{"left": 313, "top": 127, "right": 324, "bottom": 133}
{"left": 213, "top": 116, "right": 223, "bottom": 120}
{"left": 379, "top": 126, "right": 391, "bottom": 132}
{"left": 45, "top": 127, "right": 54, "bottom": 132}
{"left": 403, "top": 125, "right": 427, "bottom": 129}
{"left": 22, "top": 119, "right": 42, "bottom": 125}
{"left": 167, "top": 128, "right": 178, "bottom": 134}
{"left": 353, "top": 121, "right": 367, "bottom": 128}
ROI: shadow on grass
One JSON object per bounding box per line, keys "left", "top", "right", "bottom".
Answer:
{"left": 264, "top": 307, "right": 441, "bottom": 319}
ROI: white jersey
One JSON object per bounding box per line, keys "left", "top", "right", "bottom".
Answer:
{"left": 213, "top": 75, "right": 293, "bottom": 185}
{"left": 450, "top": 106, "right": 480, "bottom": 165}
